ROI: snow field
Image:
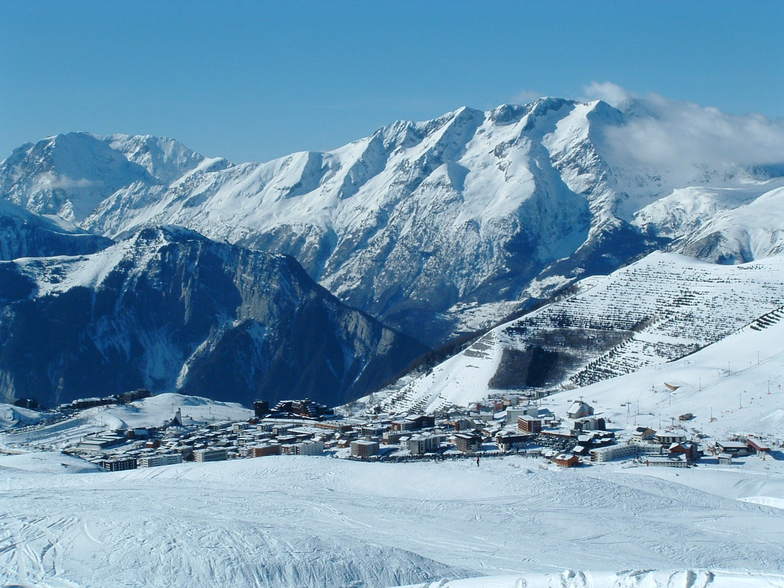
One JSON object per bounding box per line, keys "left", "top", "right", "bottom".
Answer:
{"left": 2, "top": 453, "right": 784, "bottom": 587}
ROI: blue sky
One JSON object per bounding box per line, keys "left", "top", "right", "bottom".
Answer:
{"left": 2, "top": 1, "right": 782, "bottom": 163}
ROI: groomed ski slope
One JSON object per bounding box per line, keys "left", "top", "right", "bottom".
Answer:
{"left": 2, "top": 452, "right": 784, "bottom": 587}
{"left": 540, "top": 299, "right": 784, "bottom": 439}
{"left": 374, "top": 251, "right": 784, "bottom": 414}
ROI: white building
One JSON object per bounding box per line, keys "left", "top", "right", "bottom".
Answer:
{"left": 407, "top": 434, "right": 440, "bottom": 455}
{"left": 295, "top": 440, "right": 324, "bottom": 456}
{"left": 656, "top": 432, "right": 687, "bottom": 444}
{"left": 589, "top": 443, "right": 639, "bottom": 462}
{"left": 505, "top": 406, "right": 539, "bottom": 424}
{"left": 138, "top": 453, "right": 183, "bottom": 468}
{"left": 567, "top": 401, "right": 594, "bottom": 419}
{"left": 194, "top": 448, "right": 229, "bottom": 462}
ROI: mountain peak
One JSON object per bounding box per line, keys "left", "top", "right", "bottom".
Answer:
{"left": 0, "top": 132, "right": 217, "bottom": 223}
{"left": 102, "top": 133, "right": 214, "bottom": 183}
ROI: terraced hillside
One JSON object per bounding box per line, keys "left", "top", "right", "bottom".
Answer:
{"left": 368, "top": 252, "right": 784, "bottom": 414}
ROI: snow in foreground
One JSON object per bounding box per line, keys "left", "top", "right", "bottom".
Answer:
{"left": 2, "top": 453, "right": 784, "bottom": 587}
{"left": 401, "top": 569, "right": 784, "bottom": 587}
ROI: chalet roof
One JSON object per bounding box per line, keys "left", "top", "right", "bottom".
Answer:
{"left": 554, "top": 453, "right": 577, "bottom": 462}
{"left": 717, "top": 441, "right": 747, "bottom": 449}
{"left": 646, "top": 454, "right": 686, "bottom": 462}
{"left": 497, "top": 431, "right": 532, "bottom": 439}
{"left": 747, "top": 438, "right": 771, "bottom": 450}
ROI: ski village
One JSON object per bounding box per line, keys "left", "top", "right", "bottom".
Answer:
{"left": 2, "top": 381, "right": 777, "bottom": 473}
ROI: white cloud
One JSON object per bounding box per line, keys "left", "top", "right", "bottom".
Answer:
{"left": 34, "top": 171, "right": 101, "bottom": 191}
{"left": 585, "top": 83, "right": 784, "bottom": 182}
{"left": 581, "top": 81, "right": 633, "bottom": 107}
{"left": 512, "top": 89, "right": 543, "bottom": 104}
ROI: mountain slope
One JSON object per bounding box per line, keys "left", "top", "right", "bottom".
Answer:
{"left": 0, "top": 227, "right": 425, "bottom": 407}
{"left": 79, "top": 100, "right": 658, "bottom": 342}
{"left": 366, "top": 252, "right": 784, "bottom": 414}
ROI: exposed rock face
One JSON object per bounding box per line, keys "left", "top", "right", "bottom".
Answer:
{"left": 0, "top": 227, "right": 426, "bottom": 407}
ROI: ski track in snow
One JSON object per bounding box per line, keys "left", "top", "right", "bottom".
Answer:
{"left": 1, "top": 454, "right": 784, "bottom": 587}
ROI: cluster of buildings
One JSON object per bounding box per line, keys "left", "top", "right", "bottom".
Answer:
{"left": 88, "top": 410, "right": 332, "bottom": 472}
{"left": 56, "top": 393, "right": 774, "bottom": 473}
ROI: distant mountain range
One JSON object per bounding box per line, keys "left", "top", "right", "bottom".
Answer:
{"left": 1, "top": 96, "right": 783, "bottom": 406}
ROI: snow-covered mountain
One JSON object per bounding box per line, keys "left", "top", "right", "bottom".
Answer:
{"left": 366, "top": 251, "right": 784, "bottom": 414}
{"left": 0, "top": 403, "right": 44, "bottom": 429}
{"left": 4, "top": 98, "right": 781, "bottom": 344}
{"left": 633, "top": 181, "right": 784, "bottom": 263}
{"left": 0, "top": 226, "right": 425, "bottom": 407}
